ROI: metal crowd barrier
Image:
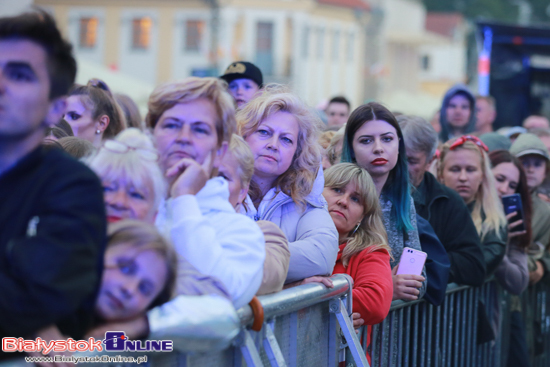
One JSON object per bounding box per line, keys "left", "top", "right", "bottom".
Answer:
{"left": 150, "top": 273, "right": 367, "bottom": 367}
{"left": 5, "top": 276, "right": 550, "bottom": 367}
{"left": 365, "top": 280, "right": 509, "bottom": 367}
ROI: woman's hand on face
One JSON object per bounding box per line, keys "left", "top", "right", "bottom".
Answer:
{"left": 391, "top": 265, "right": 425, "bottom": 301}
{"left": 85, "top": 315, "right": 149, "bottom": 341}
{"left": 506, "top": 211, "right": 527, "bottom": 239}
{"left": 167, "top": 152, "right": 213, "bottom": 197}
{"left": 352, "top": 312, "right": 365, "bottom": 334}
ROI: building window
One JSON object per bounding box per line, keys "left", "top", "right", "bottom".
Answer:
{"left": 421, "top": 55, "right": 430, "bottom": 70}
{"left": 132, "top": 17, "right": 152, "bottom": 50}
{"left": 256, "top": 22, "right": 274, "bottom": 75}
{"left": 317, "top": 27, "right": 325, "bottom": 59}
{"left": 332, "top": 30, "right": 340, "bottom": 61}
{"left": 185, "top": 20, "right": 204, "bottom": 52}
{"left": 79, "top": 17, "right": 98, "bottom": 48}
{"left": 302, "top": 26, "right": 310, "bottom": 58}
{"left": 347, "top": 32, "right": 355, "bottom": 61}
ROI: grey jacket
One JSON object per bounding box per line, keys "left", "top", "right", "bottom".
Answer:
{"left": 243, "top": 167, "right": 339, "bottom": 283}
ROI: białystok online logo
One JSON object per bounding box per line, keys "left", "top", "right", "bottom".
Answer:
{"left": 2, "top": 332, "right": 173, "bottom": 354}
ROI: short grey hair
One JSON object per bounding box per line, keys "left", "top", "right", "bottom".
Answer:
{"left": 397, "top": 115, "right": 438, "bottom": 162}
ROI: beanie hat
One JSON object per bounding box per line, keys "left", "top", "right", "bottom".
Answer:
{"left": 510, "top": 133, "right": 550, "bottom": 160}
{"left": 220, "top": 61, "right": 263, "bottom": 87}
{"left": 479, "top": 133, "right": 511, "bottom": 152}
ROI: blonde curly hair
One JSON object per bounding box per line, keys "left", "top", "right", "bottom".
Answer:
{"left": 237, "top": 85, "right": 323, "bottom": 207}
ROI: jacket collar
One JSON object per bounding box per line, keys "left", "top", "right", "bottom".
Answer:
{"left": 413, "top": 172, "right": 448, "bottom": 207}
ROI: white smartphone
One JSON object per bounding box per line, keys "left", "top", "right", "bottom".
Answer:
{"left": 396, "top": 247, "right": 427, "bottom": 276}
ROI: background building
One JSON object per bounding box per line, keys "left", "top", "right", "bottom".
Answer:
{"left": 35, "top": 0, "right": 370, "bottom": 110}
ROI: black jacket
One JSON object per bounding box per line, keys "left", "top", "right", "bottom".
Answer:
{"left": 0, "top": 146, "right": 106, "bottom": 343}
{"left": 416, "top": 215, "right": 450, "bottom": 306}
{"left": 413, "top": 172, "right": 486, "bottom": 286}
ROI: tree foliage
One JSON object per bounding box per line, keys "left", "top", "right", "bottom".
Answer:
{"left": 422, "top": 0, "right": 518, "bottom": 22}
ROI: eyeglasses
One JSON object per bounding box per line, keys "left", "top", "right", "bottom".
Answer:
{"left": 102, "top": 140, "right": 159, "bottom": 161}
{"left": 449, "top": 135, "right": 489, "bottom": 153}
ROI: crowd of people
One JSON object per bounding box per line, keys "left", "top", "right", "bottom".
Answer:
{"left": 2, "top": 9, "right": 550, "bottom": 367}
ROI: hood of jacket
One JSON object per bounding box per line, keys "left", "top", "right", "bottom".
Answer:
{"left": 193, "top": 177, "right": 236, "bottom": 214}
{"left": 243, "top": 165, "right": 327, "bottom": 219}
{"left": 439, "top": 84, "right": 476, "bottom": 142}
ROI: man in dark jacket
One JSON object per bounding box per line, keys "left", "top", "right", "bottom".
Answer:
{"left": 0, "top": 10, "right": 106, "bottom": 353}
{"left": 398, "top": 115, "right": 486, "bottom": 286}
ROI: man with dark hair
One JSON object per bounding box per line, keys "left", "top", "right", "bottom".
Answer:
{"left": 325, "top": 96, "right": 350, "bottom": 128}
{"left": 0, "top": 10, "right": 106, "bottom": 354}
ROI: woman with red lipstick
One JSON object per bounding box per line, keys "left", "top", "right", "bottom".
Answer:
{"left": 436, "top": 136, "right": 507, "bottom": 277}
{"left": 341, "top": 102, "right": 426, "bottom": 302}
{"left": 323, "top": 163, "right": 393, "bottom": 361}
{"left": 238, "top": 85, "right": 339, "bottom": 284}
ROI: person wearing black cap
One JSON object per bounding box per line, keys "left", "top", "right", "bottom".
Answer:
{"left": 220, "top": 61, "right": 263, "bottom": 109}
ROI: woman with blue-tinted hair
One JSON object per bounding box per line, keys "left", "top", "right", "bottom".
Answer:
{"left": 341, "top": 102, "right": 426, "bottom": 301}
{"left": 341, "top": 102, "right": 427, "bottom": 365}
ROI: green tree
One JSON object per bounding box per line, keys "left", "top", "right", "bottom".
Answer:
{"left": 423, "top": 0, "right": 517, "bottom": 22}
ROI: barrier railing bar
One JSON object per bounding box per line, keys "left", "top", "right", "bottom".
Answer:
{"left": 427, "top": 303, "right": 433, "bottom": 367}
{"left": 412, "top": 305, "right": 418, "bottom": 367}
{"left": 397, "top": 308, "right": 403, "bottom": 366}
{"left": 239, "top": 330, "right": 264, "bottom": 367}
{"left": 404, "top": 306, "right": 411, "bottom": 367}
{"left": 453, "top": 292, "right": 462, "bottom": 366}
{"left": 330, "top": 298, "right": 370, "bottom": 367}
{"left": 420, "top": 303, "right": 426, "bottom": 367}
{"left": 262, "top": 320, "right": 287, "bottom": 367}
{"left": 460, "top": 288, "right": 467, "bottom": 367}
{"left": 288, "top": 312, "right": 297, "bottom": 367}
{"left": 328, "top": 310, "right": 338, "bottom": 366}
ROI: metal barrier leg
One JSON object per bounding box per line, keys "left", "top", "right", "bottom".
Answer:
{"left": 263, "top": 320, "right": 287, "bottom": 367}
{"left": 237, "top": 330, "right": 264, "bottom": 367}
{"left": 329, "top": 298, "right": 370, "bottom": 367}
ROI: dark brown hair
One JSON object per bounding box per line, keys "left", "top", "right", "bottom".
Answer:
{"left": 0, "top": 9, "right": 76, "bottom": 99}
{"left": 69, "top": 79, "right": 127, "bottom": 139}
{"left": 489, "top": 149, "right": 533, "bottom": 249}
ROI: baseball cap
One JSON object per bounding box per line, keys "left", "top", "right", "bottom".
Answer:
{"left": 220, "top": 61, "right": 263, "bottom": 87}
{"left": 510, "top": 133, "right": 550, "bottom": 160}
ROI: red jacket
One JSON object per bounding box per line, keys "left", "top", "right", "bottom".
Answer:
{"left": 332, "top": 243, "right": 393, "bottom": 325}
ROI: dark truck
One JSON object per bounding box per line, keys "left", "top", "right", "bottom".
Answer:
{"left": 477, "top": 21, "right": 550, "bottom": 129}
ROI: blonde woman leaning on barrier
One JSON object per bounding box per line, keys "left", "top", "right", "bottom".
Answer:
{"left": 324, "top": 163, "right": 393, "bottom": 363}
{"left": 237, "top": 85, "right": 339, "bottom": 283}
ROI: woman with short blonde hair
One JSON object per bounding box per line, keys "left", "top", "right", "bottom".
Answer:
{"left": 237, "top": 85, "right": 338, "bottom": 283}
{"left": 146, "top": 77, "right": 235, "bottom": 145}
{"left": 85, "top": 128, "right": 166, "bottom": 223}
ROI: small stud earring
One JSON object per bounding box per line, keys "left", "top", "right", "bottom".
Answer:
{"left": 96, "top": 129, "right": 101, "bottom": 134}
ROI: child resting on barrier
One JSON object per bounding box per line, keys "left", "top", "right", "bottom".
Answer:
{"left": 27, "top": 220, "right": 176, "bottom": 360}
{"left": 322, "top": 163, "right": 393, "bottom": 362}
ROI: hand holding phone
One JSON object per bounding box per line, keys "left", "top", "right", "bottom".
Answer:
{"left": 502, "top": 194, "right": 525, "bottom": 233}
{"left": 392, "top": 248, "right": 427, "bottom": 301}
{"left": 396, "top": 247, "right": 427, "bottom": 276}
